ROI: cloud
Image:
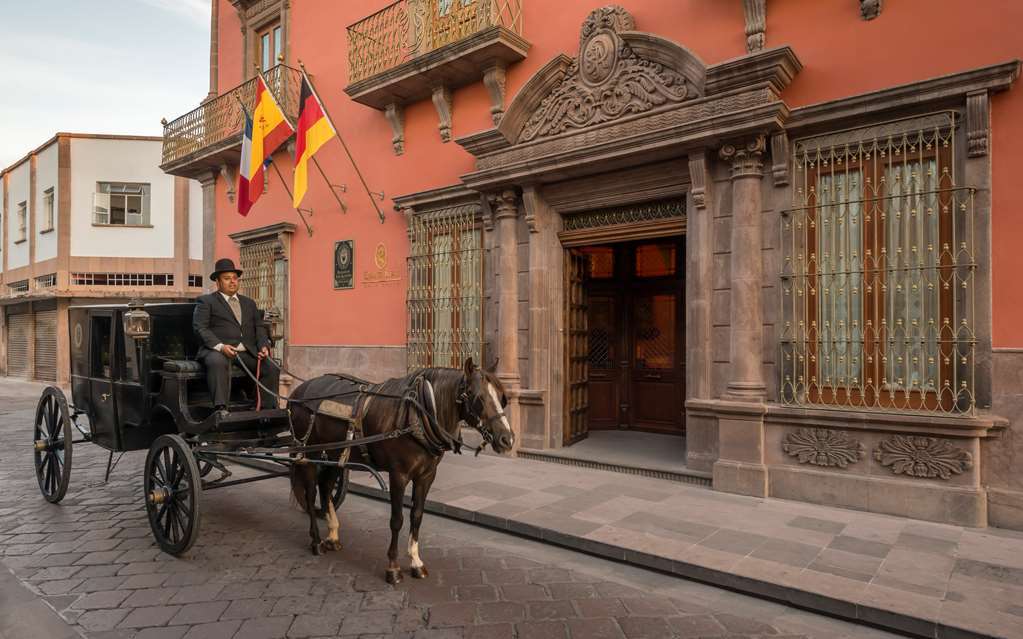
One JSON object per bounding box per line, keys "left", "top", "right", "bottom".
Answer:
{"left": 139, "top": 0, "right": 210, "bottom": 28}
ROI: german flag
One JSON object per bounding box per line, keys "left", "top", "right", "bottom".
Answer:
{"left": 243, "top": 73, "right": 294, "bottom": 208}
{"left": 292, "top": 73, "right": 337, "bottom": 208}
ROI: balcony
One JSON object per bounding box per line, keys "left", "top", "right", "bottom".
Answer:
{"left": 345, "top": 0, "right": 528, "bottom": 152}
{"left": 161, "top": 65, "right": 302, "bottom": 178}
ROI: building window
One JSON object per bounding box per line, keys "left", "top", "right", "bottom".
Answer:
{"left": 72, "top": 272, "right": 174, "bottom": 286}
{"left": 42, "top": 188, "right": 54, "bottom": 232}
{"left": 93, "top": 182, "right": 151, "bottom": 226}
{"left": 238, "top": 238, "right": 288, "bottom": 360}
{"left": 407, "top": 206, "right": 482, "bottom": 369}
{"left": 36, "top": 273, "right": 56, "bottom": 288}
{"left": 16, "top": 201, "right": 27, "bottom": 242}
{"left": 258, "top": 22, "right": 283, "bottom": 72}
{"left": 781, "top": 112, "right": 975, "bottom": 415}
{"left": 8, "top": 280, "right": 29, "bottom": 294}
{"left": 188, "top": 274, "right": 203, "bottom": 288}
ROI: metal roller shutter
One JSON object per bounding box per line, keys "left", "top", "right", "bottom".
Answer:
{"left": 7, "top": 314, "right": 31, "bottom": 378}
{"left": 34, "top": 310, "right": 57, "bottom": 382}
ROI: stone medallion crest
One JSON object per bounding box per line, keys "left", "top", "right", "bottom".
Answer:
{"left": 519, "top": 6, "right": 693, "bottom": 142}
{"left": 873, "top": 435, "right": 973, "bottom": 480}
{"left": 782, "top": 428, "right": 865, "bottom": 468}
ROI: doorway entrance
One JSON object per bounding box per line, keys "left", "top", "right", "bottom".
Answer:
{"left": 567, "top": 238, "right": 685, "bottom": 444}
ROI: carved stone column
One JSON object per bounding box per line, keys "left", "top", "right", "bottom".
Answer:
{"left": 720, "top": 135, "right": 767, "bottom": 400}
{"left": 206, "top": 0, "right": 219, "bottom": 101}
{"left": 493, "top": 190, "right": 521, "bottom": 388}
{"left": 198, "top": 171, "right": 219, "bottom": 292}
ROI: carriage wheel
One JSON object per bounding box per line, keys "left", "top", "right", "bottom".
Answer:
{"left": 331, "top": 467, "right": 350, "bottom": 510}
{"left": 144, "top": 434, "right": 201, "bottom": 555}
{"left": 34, "top": 387, "right": 73, "bottom": 503}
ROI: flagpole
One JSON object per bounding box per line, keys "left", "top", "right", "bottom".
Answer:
{"left": 259, "top": 66, "right": 348, "bottom": 214}
{"left": 233, "top": 93, "right": 314, "bottom": 236}
{"left": 298, "top": 60, "right": 386, "bottom": 224}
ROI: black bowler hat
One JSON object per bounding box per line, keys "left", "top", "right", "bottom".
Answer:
{"left": 209, "top": 258, "right": 243, "bottom": 281}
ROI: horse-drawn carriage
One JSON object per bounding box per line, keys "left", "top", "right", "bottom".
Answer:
{"left": 33, "top": 301, "right": 515, "bottom": 581}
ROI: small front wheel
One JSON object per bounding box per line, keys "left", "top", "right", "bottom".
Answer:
{"left": 144, "top": 434, "right": 201, "bottom": 555}
{"left": 34, "top": 387, "right": 73, "bottom": 503}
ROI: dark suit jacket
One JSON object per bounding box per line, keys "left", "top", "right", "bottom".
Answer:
{"left": 193, "top": 292, "right": 271, "bottom": 358}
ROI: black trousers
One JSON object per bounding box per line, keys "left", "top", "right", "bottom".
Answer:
{"left": 202, "top": 350, "right": 280, "bottom": 409}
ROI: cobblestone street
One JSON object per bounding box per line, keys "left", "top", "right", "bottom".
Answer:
{"left": 0, "top": 379, "right": 892, "bottom": 638}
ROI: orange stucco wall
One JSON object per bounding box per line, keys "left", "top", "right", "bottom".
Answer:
{"left": 211, "top": 0, "right": 1023, "bottom": 349}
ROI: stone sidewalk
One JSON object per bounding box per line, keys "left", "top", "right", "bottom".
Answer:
{"left": 351, "top": 447, "right": 1023, "bottom": 639}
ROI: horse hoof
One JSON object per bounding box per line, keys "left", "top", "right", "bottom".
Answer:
{"left": 410, "top": 566, "right": 429, "bottom": 579}
{"left": 311, "top": 542, "right": 325, "bottom": 556}
{"left": 323, "top": 539, "right": 342, "bottom": 552}
{"left": 385, "top": 569, "right": 402, "bottom": 585}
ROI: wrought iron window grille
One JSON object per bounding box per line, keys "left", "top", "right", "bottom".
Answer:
{"left": 780, "top": 111, "right": 977, "bottom": 416}
{"left": 238, "top": 238, "right": 288, "bottom": 361}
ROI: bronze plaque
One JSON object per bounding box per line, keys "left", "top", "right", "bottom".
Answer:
{"left": 334, "top": 240, "right": 354, "bottom": 290}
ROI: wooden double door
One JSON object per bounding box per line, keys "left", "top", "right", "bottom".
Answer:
{"left": 581, "top": 239, "right": 685, "bottom": 436}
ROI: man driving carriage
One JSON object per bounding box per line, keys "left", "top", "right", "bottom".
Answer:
{"left": 193, "top": 258, "right": 280, "bottom": 413}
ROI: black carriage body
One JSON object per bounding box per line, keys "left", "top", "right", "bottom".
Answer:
{"left": 70, "top": 303, "right": 201, "bottom": 451}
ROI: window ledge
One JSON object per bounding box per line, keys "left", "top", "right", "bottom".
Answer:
{"left": 91, "top": 223, "right": 154, "bottom": 228}
{"left": 39, "top": 227, "right": 54, "bottom": 234}
{"left": 764, "top": 402, "right": 1005, "bottom": 438}
{"left": 13, "top": 238, "right": 26, "bottom": 245}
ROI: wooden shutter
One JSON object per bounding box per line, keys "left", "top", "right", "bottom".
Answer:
{"left": 7, "top": 314, "right": 32, "bottom": 378}
{"left": 34, "top": 310, "right": 58, "bottom": 382}
{"left": 564, "top": 250, "right": 589, "bottom": 445}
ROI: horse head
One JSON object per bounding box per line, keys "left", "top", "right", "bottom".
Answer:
{"left": 457, "top": 358, "right": 515, "bottom": 454}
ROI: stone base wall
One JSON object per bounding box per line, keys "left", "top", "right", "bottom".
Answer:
{"left": 286, "top": 345, "right": 407, "bottom": 383}
{"left": 985, "top": 349, "right": 1023, "bottom": 529}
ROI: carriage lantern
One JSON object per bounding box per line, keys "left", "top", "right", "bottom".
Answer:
{"left": 264, "top": 308, "right": 284, "bottom": 342}
{"left": 123, "top": 299, "right": 151, "bottom": 341}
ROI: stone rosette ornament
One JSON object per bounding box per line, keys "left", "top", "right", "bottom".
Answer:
{"left": 873, "top": 435, "right": 973, "bottom": 480}
{"left": 782, "top": 428, "right": 865, "bottom": 468}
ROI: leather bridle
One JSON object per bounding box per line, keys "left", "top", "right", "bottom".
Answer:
{"left": 456, "top": 380, "right": 505, "bottom": 450}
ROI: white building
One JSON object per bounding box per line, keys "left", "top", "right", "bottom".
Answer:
{"left": 1, "top": 133, "right": 204, "bottom": 384}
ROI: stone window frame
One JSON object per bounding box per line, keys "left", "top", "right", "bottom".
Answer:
{"left": 15, "top": 200, "right": 27, "bottom": 243}
{"left": 233, "top": 0, "right": 291, "bottom": 81}
{"left": 228, "top": 221, "right": 295, "bottom": 362}
{"left": 41, "top": 187, "right": 54, "bottom": 233}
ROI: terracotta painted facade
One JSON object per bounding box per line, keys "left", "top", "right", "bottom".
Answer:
{"left": 163, "top": 0, "right": 1023, "bottom": 529}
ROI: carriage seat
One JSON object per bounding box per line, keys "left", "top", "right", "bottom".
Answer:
{"left": 162, "top": 359, "right": 247, "bottom": 379}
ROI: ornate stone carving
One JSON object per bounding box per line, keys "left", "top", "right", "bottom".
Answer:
{"left": 860, "top": 0, "right": 882, "bottom": 20}
{"left": 770, "top": 132, "right": 789, "bottom": 186}
{"left": 483, "top": 65, "right": 507, "bottom": 125}
{"left": 687, "top": 152, "right": 709, "bottom": 210}
{"left": 967, "top": 90, "right": 989, "bottom": 157}
{"left": 719, "top": 134, "right": 767, "bottom": 179}
{"left": 432, "top": 86, "right": 453, "bottom": 143}
{"left": 384, "top": 103, "right": 405, "bottom": 155}
{"left": 783, "top": 428, "right": 865, "bottom": 468}
{"left": 873, "top": 435, "right": 973, "bottom": 480}
{"left": 519, "top": 6, "right": 692, "bottom": 142}
{"left": 219, "top": 164, "right": 237, "bottom": 203}
{"left": 491, "top": 189, "right": 519, "bottom": 220}
{"left": 742, "top": 0, "right": 766, "bottom": 53}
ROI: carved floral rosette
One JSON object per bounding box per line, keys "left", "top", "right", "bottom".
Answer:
{"left": 519, "top": 6, "right": 691, "bottom": 142}
{"left": 873, "top": 435, "right": 973, "bottom": 480}
{"left": 782, "top": 428, "right": 865, "bottom": 468}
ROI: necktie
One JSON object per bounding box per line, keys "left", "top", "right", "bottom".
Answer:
{"left": 228, "top": 296, "right": 242, "bottom": 325}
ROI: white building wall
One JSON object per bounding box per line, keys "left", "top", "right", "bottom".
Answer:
{"left": 34, "top": 143, "right": 59, "bottom": 263}
{"left": 189, "top": 178, "right": 203, "bottom": 261}
{"left": 6, "top": 161, "right": 31, "bottom": 270}
{"left": 69, "top": 138, "right": 174, "bottom": 258}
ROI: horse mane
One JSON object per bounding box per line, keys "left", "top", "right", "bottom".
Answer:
{"left": 414, "top": 367, "right": 465, "bottom": 435}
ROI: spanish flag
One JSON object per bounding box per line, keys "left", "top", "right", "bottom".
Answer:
{"left": 239, "top": 73, "right": 294, "bottom": 214}
{"left": 292, "top": 72, "right": 337, "bottom": 208}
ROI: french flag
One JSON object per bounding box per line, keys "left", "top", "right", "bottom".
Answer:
{"left": 237, "top": 112, "right": 255, "bottom": 216}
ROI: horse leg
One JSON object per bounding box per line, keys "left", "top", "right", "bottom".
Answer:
{"left": 407, "top": 467, "right": 437, "bottom": 579}
{"left": 319, "top": 468, "right": 342, "bottom": 551}
{"left": 385, "top": 471, "right": 409, "bottom": 585}
{"left": 304, "top": 465, "right": 325, "bottom": 555}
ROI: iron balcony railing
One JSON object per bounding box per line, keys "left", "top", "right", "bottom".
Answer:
{"left": 347, "top": 0, "right": 523, "bottom": 84}
{"left": 161, "top": 65, "right": 302, "bottom": 167}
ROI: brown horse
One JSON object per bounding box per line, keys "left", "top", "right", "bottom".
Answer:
{"left": 287, "top": 358, "right": 515, "bottom": 583}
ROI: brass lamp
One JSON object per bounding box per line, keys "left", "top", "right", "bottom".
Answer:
{"left": 123, "top": 299, "right": 151, "bottom": 340}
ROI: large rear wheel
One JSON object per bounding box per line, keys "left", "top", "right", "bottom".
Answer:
{"left": 34, "top": 387, "right": 73, "bottom": 503}
{"left": 144, "top": 434, "right": 201, "bottom": 555}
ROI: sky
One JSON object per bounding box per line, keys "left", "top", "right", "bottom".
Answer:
{"left": 0, "top": 0, "right": 211, "bottom": 168}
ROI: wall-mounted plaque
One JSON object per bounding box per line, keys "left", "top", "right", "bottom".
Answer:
{"left": 334, "top": 240, "right": 354, "bottom": 290}
{"left": 362, "top": 241, "right": 401, "bottom": 286}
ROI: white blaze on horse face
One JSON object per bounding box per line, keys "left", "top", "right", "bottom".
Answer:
{"left": 408, "top": 536, "right": 423, "bottom": 569}
{"left": 325, "top": 500, "right": 340, "bottom": 544}
{"left": 486, "top": 383, "right": 513, "bottom": 442}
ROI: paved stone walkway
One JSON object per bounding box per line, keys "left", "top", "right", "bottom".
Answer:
{"left": 0, "top": 379, "right": 890, "bottom": 639}
{"left": 350, "top": 438, "right": 1023, "bottom": 639}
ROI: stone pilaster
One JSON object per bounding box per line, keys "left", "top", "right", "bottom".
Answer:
{"left": 492, "top": 189, "right": 521, "bottom": 389}
{"left": 198, "top": 171, "right": 218, "bottom": 292}
{"left": 206, "top": 0, "right": 219, "bottom": 101}
{"left": 719, "top": 134, "right": 767, "bottom": 400}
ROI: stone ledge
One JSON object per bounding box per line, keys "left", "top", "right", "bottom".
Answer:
{"left": 765, "top": 403, "right": 1006, "bottom": 439}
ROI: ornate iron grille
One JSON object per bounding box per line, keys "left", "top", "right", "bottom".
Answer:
{"left": 161, "top": 64, "right": 302, "bottom": 167}
{"left": 780, "top": 112, "right": 976, "bottom": 415}
{"left": 407, "top": 205, "right": 483, "bottom": 370}
{"left": 563, "top": 198, "right": 685, "bottom": 231}
{"left": 238, "top": 239, "right": 288, "bottom": 360}
{"left": 347, "top": 0, "right": 524, "bottom": 84}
